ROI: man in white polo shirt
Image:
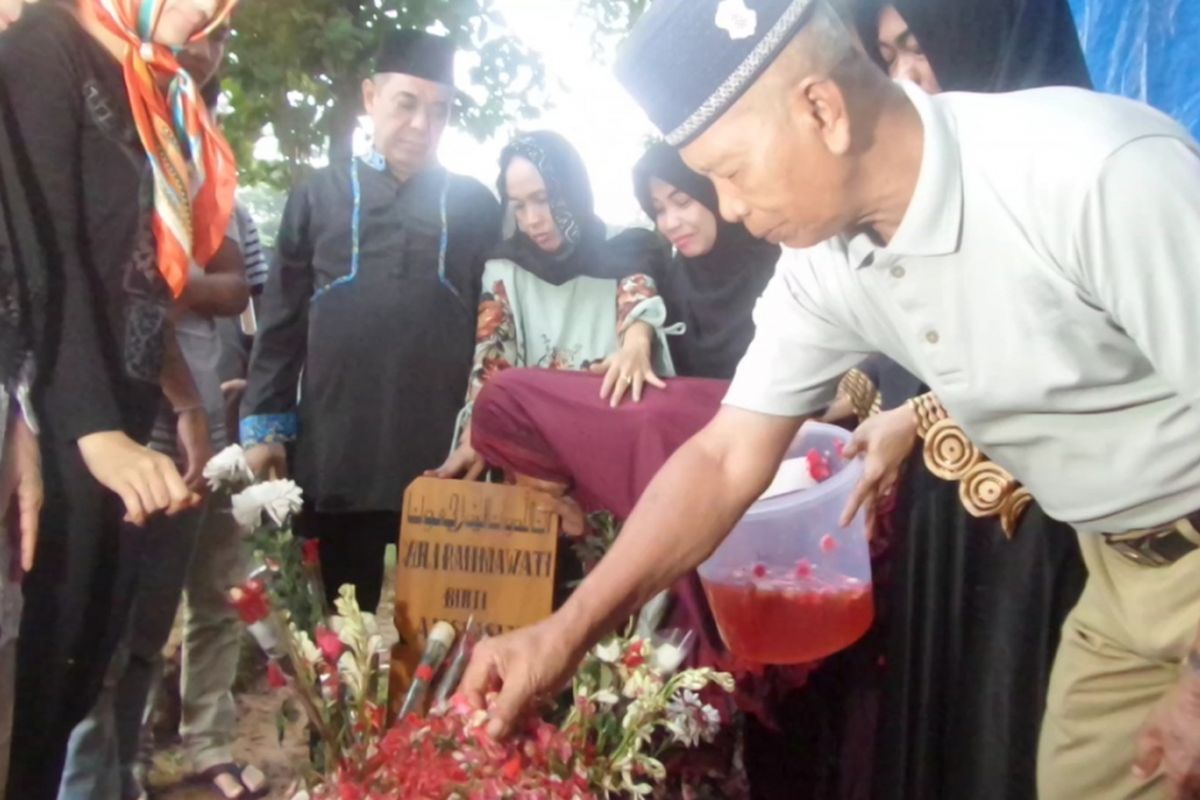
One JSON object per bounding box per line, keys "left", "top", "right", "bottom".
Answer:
{"left": 460, "top": 1, "right": 1200, "bottom": 797}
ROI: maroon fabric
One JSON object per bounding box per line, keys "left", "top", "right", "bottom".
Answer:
{"left": 471, "top": 369, "right": 811, "bottom": 694}
{"left": 472, "top": 368, "right": 729, "bottom": 663}
{"left": 472, "top": 369, "right": 727, "bottom": 518}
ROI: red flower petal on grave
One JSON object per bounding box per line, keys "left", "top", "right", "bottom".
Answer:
{"left": 315, "top": 626, "right": 345, "bottom": 664}
{"left": 267, "top": 661, "right": 287, "bottom": 689}
{"left": 450, "top": 692, "right": 474, "bottom": 715}
{"left": 365, "top": 704, "right": 385, "bottom": 732}
{"left": 623, "top": 641, "right": 646, "bottom": 669}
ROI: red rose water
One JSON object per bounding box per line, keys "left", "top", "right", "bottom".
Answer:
{"left": 699, "top": 434, "right": 874, "bottom": 664}
{"left": 702, "top": 562, "right": 874, "bottom": 664}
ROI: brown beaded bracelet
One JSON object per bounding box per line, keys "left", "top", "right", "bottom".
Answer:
{"left": 908, "top": 392, "right": 948, "bottom": 438}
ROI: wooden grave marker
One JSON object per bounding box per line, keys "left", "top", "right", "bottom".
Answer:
{"left": 389, "top": 477, "right": 559, "bottom": 713}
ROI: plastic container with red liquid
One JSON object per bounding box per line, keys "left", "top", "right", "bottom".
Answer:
{"left": 697, "top": 422, "right": 873, "bottom": 665}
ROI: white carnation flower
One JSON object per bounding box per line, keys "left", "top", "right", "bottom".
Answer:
{"left": 203, "top": 445, "right": 254, "bottom": 492}
{"left": 231, "top": 480, "right": 304, "bottom": 529}
{"left": 665, "top": 690, "right": 704, "bottom": 747}
{"left": 665, "top": 690, "right": 702, "bottom": 745}
{"left": 665, "top": 690, "right": 724, "bottom": 748}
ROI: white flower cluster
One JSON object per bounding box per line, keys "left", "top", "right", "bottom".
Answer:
{"left": 203, "top": 444, "right": 255, "bottom": 492}
{"left": 232, "top": 480, "right": 304, "bottom": 529}
{"left": 575, "top": 630, "right": 734, "bottom": 797}
{"left": 664, "top": 689, "right": 722, "bottom": 748}
{"left": 204, "top": 445, "right": 304, "bottom": 531}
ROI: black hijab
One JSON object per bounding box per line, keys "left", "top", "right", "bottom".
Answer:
{"left": 857, "top": 0, "right": 1092, "bottom": 92}
{"left": 492, "top": 130, "right": 665, "bottom": 286}
{"left": 633, "top": 143, "right": 780, "bottom": 380}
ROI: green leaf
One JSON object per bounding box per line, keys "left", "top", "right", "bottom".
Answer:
{"left": 225, "top": 0, "right": 555, "bottom": 191}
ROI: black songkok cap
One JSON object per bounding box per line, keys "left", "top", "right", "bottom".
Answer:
{"left": 616, "top": 0, "right": 815, "bottom": 147}
{"left": 375, "top": 29, "right": 457, "bottom": 88}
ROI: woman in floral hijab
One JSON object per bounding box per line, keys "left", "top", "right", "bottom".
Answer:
{"left": 431, "top": 131, "right": 675, "bottom": 481}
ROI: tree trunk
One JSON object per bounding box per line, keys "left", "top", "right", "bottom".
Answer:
{"left": 328, "top": 78, "right": 363, "bottom": 164}
{"left": 330, "top": 0, "right": 372, "bottom": 164}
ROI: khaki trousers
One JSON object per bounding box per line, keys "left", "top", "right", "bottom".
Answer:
{"left": 180, "top": 497, "right": 247, "bottom": 772}
{"left": 1038, "top": 533, "right": 1200, "bottom": 800}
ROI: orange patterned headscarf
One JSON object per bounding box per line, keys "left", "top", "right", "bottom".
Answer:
{"left": 93, "top": 0, "right": 239, "bottom": 297}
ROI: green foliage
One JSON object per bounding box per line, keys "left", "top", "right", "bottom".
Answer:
{"left": 236, "top": 183, "right": 285, "bottom": 248}
{"left": 240, "top": 514, "right": 327, "bottom": 635}
{"left": 569, "top": 511, "right": 623, "bottom": 588}
{"left": 222, "top": 0, "right": 546, "bottom": 190}
{"left": 578, "top": 0, "right": 649, "bottom": 57}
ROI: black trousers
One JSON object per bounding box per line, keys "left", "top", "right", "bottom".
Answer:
{"left": 298, "top": 509, "right": 400, "bottom": 614}
{"left": 8, "top": 438, "right": 145, "bottom": 800}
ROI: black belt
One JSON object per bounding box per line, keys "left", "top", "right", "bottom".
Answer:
{"left": 1103, "top": 512, "right": 1200, "bottom": 567}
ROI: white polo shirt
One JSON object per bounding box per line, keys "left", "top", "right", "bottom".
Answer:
{"left": 725, "top": 82, "right": 1200, "bottom": 535}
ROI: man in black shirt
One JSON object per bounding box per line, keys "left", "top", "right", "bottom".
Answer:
{"left": 240, "top": 30, "right": 501, "bottom": 612}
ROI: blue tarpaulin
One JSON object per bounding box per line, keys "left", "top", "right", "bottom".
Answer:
{"left": 1070, "top": 0, "right": 1200, "bottom": 140}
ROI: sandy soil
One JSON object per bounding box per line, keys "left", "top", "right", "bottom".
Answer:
{"left": 146, "top": 550, "right": 399, "bottom": 799}
{"left": 148, "top": 687, "right": 308, "bottom": 800}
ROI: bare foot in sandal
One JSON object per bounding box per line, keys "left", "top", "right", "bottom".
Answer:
{"left": 191, "top": 763, "right": 268, "bottom": 800}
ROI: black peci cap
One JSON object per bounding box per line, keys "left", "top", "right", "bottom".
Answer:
{"left": 616, "top": 0, "right": 814, "bottom": 147}
{"left": 375, "top": 29, "right": 457, "bottom": 87}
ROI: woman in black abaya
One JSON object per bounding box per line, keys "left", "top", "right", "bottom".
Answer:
{"left": 836, "top": 2, "right": 1095, "bottom": 799}
{"left": 632, "top": 142, "right": 780, "bottom": 382}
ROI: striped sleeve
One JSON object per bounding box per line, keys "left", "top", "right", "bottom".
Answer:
{"left": 236, "top": 205, "right": 270, "bottom": 292}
